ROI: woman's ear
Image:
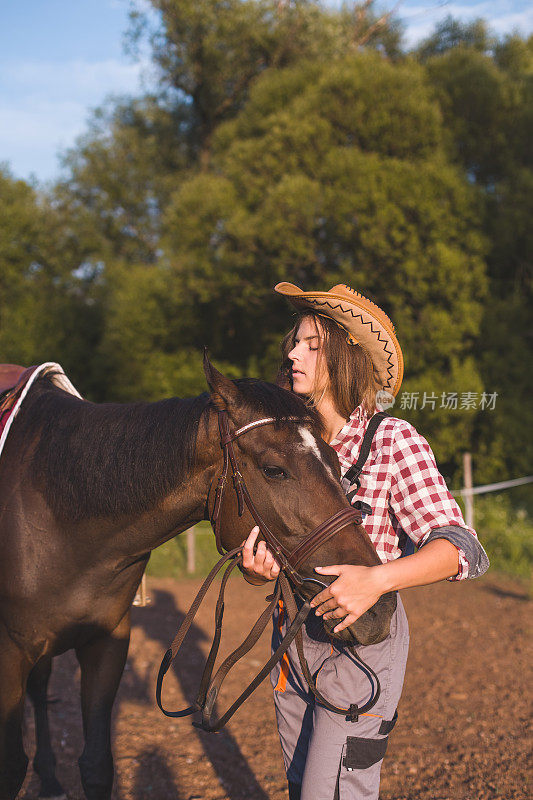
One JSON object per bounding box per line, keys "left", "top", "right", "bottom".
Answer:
{"left": 203, "top": 349, "right": 242, "bottom": 411}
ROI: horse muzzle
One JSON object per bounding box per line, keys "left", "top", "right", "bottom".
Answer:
{"left": 297, "top": 577, "right": 397, "bottom": 646}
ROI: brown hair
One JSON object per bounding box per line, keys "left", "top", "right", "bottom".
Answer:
{"left": 278, "top": 312, "right": 378, "bottom": 418}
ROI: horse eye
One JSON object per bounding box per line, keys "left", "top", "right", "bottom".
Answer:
{"left": 263, "top": 465, "right": 287, "bottom": 479}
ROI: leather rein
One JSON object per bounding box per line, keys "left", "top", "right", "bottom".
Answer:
{"left": 156, "top": 410, "right": 381, "bottom": 732}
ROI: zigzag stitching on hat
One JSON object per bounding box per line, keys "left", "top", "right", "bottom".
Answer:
{"left": 310, "top": 299, "right": 396, "bottom": 389}
{"left": 351, "top": 311, "right": 395, "bottom": 389}
{"left": 337, "top": 285, "right": 396, "bottom": 333}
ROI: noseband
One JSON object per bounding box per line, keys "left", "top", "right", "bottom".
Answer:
{"left": 156, "top": 409, "right": 381, "bottom": 731}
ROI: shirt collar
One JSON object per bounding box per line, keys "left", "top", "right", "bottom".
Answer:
{"left": 330, "top": 402, "right": 368, "bottom": 448}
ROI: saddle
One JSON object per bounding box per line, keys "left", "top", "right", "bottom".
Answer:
{"left": 0, "top": 364, "right": 40, "bottom": 416}
{"left": 0, "top": 364, "right": 34, "bottom": 395}
{"left": 0, "top": 362, "right": 82, "bottom": 448}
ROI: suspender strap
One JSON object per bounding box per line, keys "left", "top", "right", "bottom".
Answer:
{"left": 342, "top": 411, "right": 389, "bottom": 490}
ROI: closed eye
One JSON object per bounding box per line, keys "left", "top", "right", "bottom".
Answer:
{"left": 263, "top": 465, "right": 288, "bottom": 480}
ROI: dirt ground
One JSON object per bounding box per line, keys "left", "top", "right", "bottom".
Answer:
{"left": 19, "top": 573, "right": 531, "bottom": 800}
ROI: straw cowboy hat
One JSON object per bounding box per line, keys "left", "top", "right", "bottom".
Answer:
{"left": 274, "top": 282, "right": 404, "bottom": 397}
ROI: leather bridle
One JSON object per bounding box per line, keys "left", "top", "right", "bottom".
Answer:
{"left": 156, "top": 409, "right": 382, "bottom": 732}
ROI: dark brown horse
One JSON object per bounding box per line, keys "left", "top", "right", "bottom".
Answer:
{"left": 0, "top": 357, "right": 395, "bottom": 800}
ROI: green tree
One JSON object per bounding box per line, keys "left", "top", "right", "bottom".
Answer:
{"left": 0, "top": 168, "right": 45, "bottom": 362}
{"left": 57, "top": 1, "right": 403, "bottom": 267}
{"left": 128, "top": 0, "right": 403, "bottom": 163}
{"left": 56, "top": 95, "right": 186, "bottom": 266}
{"left": 56, "top": 1, "right": 405, "bottom": 399}
{"left": 159, "top": 52, "right": 487, "bottom": 469}
{"left": 0, "top": 167, "right": 103, "bottom": 393}
{"left": 417, "top": 25, "right": 533, "bottom": 484}
{"left": 416, "top": 15, "right": 494, "bottom": 61}
{"left": 421, "top": 40, "right": 531, "bottom": 184}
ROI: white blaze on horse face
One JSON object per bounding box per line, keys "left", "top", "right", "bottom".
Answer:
{"left": 298, "top": 427, "right": 335, "bottom": 481}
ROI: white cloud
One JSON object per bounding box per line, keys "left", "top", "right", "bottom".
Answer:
{"left": 0, "top": 56, "right": 147, "bottom": 182}
{"left": 397, "top": 1, "right": 533, "bottom": 47}
{"left": 1, "top": 58, "right": 145, "bottom": 104}
{"left": 488, "top": 7, "right": 533, "bottom": 34}
{"left": 0, "top": 100, "right": 92, "bottom": 182}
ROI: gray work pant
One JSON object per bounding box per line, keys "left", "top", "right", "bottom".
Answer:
{"left": 270, "top": 594, "right": 409, "bottom": 800}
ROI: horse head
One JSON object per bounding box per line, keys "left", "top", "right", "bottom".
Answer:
{"left": 203, "top": 355, "right": 396, "bottom": 646}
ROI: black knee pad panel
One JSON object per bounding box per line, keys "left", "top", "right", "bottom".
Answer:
{"left": 343, "top": 735, "right": 389, "bottom": 770}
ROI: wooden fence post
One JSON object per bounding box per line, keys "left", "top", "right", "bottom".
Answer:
{"left": 139, "top": 573, "right": 147, "bottom": 606}
{"left": 463, "top": 452, "right": 474, "bottom": 529}
{"left": 133, "top": 573, "right": 149, "bottom": 606}
{"left": 187, "top": 526, "right": 196, "bottom": 574}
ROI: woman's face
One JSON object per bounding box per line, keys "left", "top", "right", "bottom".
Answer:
{"left": 288, "top": 316, "right": 328, "bottom": 397}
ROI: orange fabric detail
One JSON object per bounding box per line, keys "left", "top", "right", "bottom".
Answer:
{"left": 275, "top": 653, "right": 290, "bottom": 693}
{"left": 274, "top": 600, "right": 290, "bottom": 692}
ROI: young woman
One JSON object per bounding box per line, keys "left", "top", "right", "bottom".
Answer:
{"left": 242, "top": 282, "right": 489, "bottom": 800}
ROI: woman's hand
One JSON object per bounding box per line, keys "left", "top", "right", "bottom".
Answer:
{"left": 310, "top": 564, "right": 386, "bottom": 634}
{"left": 311, "top": 540, "right": 461, "bottom": 631}
{"left": 241, "top": 526, "right": 281, "bottom": 583}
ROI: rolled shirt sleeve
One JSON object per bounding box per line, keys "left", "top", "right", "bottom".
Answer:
{"left": 388, "top": 421, "right": 489, "bottom": 580}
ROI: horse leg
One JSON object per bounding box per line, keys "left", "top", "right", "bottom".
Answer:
{"left": 26, "top": 656, "right": 66, "bottom": 799}
{"left": 75, "top": 612, "right": 130, "bottom": 800}
{"left": 0, "top": 633, "right": 30, "bottom": 800}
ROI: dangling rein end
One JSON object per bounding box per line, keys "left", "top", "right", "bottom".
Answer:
{"left": 156, "top": 648, "right": 201, "bottom": 719}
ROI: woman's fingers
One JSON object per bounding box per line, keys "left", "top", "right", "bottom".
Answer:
{"left": 260, "top": 543, "right": 278, "bottom": 570}
{"left": 309, "top": 586, "right": 332, "bottom": 609}
{"left": 313, "top": 597, "right": 337, "bottom": 616}
{"left": 333, "top": 614, "right": 358, "bottom": 634}
{"left": 242, "top": 526, "right": 280, "bottom": 578}
{"left": 256, "top": 540, "right": 267, "bottom": 559}
{"left": 242, "top": 526, "right": 260, "bottom": 569}
{"left": 268, "top": 559, "right": 280, "bottom": 578}
{"left": 257, "top": 540, "right": 281, "bottom": 577}
{"left": 322, "top": 607, "right": 347, "bottom": 620}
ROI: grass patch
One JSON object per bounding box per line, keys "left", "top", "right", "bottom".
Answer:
{"left": 146, "top": 521, "right": 221, "bottom": 579}
{"left": 473, "top": 494, "right": 533, "bottom": 586}
{"left": 147, "top": 495, "right": 533, "bottom": 591}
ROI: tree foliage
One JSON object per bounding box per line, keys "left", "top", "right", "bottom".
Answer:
{"left": 415, "top": 26, "right": 533, "bottom": 487}
{"left": 127, "top": 0, "right": 403, "bottom": 161}
{"left": 0, "top": 168, "right": 104, "bottom": 388}
{"left": 159, "top": 52, "right": 486, "bottom": 469}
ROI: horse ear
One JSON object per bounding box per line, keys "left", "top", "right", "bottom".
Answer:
{"left": 203, "top": 349, "right": 242, "bottom": 411}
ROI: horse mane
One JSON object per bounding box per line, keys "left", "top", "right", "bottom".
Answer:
{"left": 15, "top": 374, "right": 319, "bottom": 522}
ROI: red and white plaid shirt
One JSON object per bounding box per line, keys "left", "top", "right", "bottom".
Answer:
{"left": 330, "top": 404, "right": 477, "bottom": 580}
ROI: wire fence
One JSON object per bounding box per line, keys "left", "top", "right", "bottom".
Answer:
{"left": 453, "top": 453, "right": 532, "bottom": 528}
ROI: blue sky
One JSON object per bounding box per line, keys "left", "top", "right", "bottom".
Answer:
{"left": 1, "top": 0, "right": 531, "bottom": 184}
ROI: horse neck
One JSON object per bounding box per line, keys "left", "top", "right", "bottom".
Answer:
{"left": 152, "top": 409, "right": 221, "bottom": 541}
{"left": 17, "top": 386, "right": 224, "bottom": 557}
{"left": 117, "top": 406, "right": 223, "bottom": 557}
